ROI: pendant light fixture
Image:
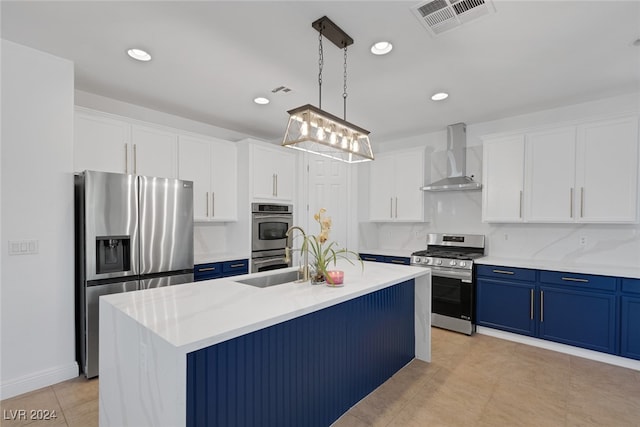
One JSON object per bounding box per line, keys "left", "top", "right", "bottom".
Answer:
{"left": 282, "top": 16, "right": 374, "bottom": 163}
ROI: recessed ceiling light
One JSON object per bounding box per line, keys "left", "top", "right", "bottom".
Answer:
{"left": 431, "top": 92, "right": 449, "bottom": 101}
{"left": 127, "top": 48, "right": 151, "bottom": 62}
{"left": 254, "top": 97, "right": 270, "bottom": 105}
{"left": 370, "top": 41, "right": 393, "bottom": 55}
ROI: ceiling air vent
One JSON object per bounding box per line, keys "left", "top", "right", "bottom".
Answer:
{"left": 411, "top": 0, "right": 495, "bottom": 36}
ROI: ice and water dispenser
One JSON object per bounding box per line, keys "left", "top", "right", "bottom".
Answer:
{"left": 96, "top": 236, "right": 131, "bottom": 274}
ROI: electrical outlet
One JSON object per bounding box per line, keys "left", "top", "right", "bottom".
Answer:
{"left": 8, "top": 240, "right": 38, "bottom": 255}
{"left": 579, "top": 236, "right": 588, "bottom": 247}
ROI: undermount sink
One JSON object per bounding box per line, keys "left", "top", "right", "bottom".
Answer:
{"left": 236, "top": 270, "right": 301, "bottom": 288}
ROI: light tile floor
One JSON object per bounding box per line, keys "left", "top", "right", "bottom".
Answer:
{"left": 2, "top": 328, "right": 639, "bottom": 426}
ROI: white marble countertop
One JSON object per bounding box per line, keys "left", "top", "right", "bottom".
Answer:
{"left": 102, "top": 260, "right": 430, "bottom": 354}
{"left": 477, "top": 256, "right": 640, "bottom": 279}
{"left": 194, "top": 252, "right": 249, "bottom": 264}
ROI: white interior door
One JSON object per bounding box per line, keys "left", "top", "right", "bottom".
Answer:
{"left": 307, "top": 155, "right": 349, "bottom": 250}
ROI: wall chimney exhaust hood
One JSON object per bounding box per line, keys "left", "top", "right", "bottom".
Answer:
{"left": 421, "top": 123, "right": 482, "bottom": 192}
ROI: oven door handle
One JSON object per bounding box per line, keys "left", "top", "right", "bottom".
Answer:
{"left": 253, "top": 214, "right": 292, "bottom": 220}
{"left": 427, "top": 267, "right": 473, "bottom": 282}
{"left": 253, "top": 257, "right": 286, "bottom": 265}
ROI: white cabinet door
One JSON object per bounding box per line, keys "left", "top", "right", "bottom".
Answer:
{"left": 251, "top": 144, "right": 296, "bottom": 201}
{"left": 178, "top": 135, "right": 238, "bottom": 222}
{"left": 369, "top": 154, "right": 395, "bottom": 221}
{"left": 368, "top": 148, "right": 426, "bottom": 222}
{"left": 131, "top": 125, "right": 177, "bottom": 178}
{"left": 307, "top": 155, "right": 348, "bottom": 246}
{"left": 394, "top": 150, "right": 425, "bottom": 221}
{"left": 576, "top": 117, "right": 639, "bottom": 223}
{"left": 482, "top": 135, "right": 525, "bottom": 222}
{"left": 178, "top": 136, "right": 211, "bottom": 221}
{"left": 74, "top": 112, "right": 130, "bottom": 174}
{"left": 525, "top": 127, "right": 576, "bottom": 222}
{"left": 210, "top": 140, "right": 237, "bottom": 221}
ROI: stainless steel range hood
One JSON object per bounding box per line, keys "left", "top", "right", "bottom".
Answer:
{"left": 421, "top": 123, "right": 482, "bottom": 192}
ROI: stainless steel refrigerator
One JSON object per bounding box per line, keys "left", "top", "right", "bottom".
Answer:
{"left": 74, "top": 170, "right": 194, "bottom": 378}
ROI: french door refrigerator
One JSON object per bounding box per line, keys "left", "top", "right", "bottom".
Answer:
{"left": 75, "top": 170, "right": 194, "bottom": 378}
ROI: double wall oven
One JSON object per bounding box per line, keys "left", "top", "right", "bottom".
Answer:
{"left": 411, "top": 234, "right": 485, "bottom": 335}
{"left": 251, "top": 203, "right": 293, "bottom": 272}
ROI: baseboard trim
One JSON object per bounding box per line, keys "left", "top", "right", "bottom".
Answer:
{"left": 476, "top": 326, "right": 640, "bottom": 371}
{"left": 1, "top": 362, "right": 79, "bottom": 400}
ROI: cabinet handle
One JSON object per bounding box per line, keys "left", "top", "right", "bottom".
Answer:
{"left": 580, "top": 187, "right": 584, "bottom": 218}
{"left": 124, "top": 143, "right": 128, "bottom": 174}
{"left": 395, "top": 197, "right": 398, "bottom": 218}
{"left": 570, "top": 188, "right": 574, "bottom": 218}
{"left": 519, "top": 191, "right": 523, "bottom": 219}
{"left": 530, "top": 289, "right": 534, "bottom": 320}
{"left": 212, "top": 192, "right": 215, "bottom": 217}
{"left": 540, "top": 290, "right": 544, "bottom": 323}
{"left": 275, "top": 174, "right": 278, "bottom": 197}
{"left": 272, "top": 174, "right": 276, "bottom": 197}
{"left": 390, "top": 260, "right": 406, "bottom": 264}
{"left": 206, "top": 192, "right": 209, "bottom": 217}
{"left": 561, "top": 277, "right": 589, "bottom": 283}
{"left": 390, "top": 198, "right": 393, "bottom": 218}
{"left": 133, "top": 144, "right": 137, "bottom": 174}
{"left": 363, "top": 257, "right": 377, "bottom": 261}
{"left": 492, "top": 269, "right": 515, "bottom": 275}
{"left": 229, "top": 263, "right": 245, "bottom": 268}
{"left": 198, "top": 267, "right": 217, "bottom": 272}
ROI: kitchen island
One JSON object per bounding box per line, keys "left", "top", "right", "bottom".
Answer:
{"left": 99, "top": 260, "right": 431, "bottom": 427}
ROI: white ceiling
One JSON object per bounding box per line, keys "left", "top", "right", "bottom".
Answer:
{"left": 2, "top": 1, "right": 639, "bottom": 143}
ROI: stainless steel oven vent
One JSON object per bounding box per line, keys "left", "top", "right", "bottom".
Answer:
{"left": 411, "top": 0, "right": 496, "bottom": 36}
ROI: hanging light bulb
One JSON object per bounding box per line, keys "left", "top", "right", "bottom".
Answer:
{"left": 300, "top": 113, "right": 309, "bottom": 136}
{"left": 329, "top": 125, "right": 337, "bottom": 145}
{"left": 316, "top": 119, "right": 325, "bottom": 140}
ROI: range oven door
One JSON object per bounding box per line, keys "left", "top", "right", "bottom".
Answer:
{"left": 252, "top": 213, "right": 293, "bottom": 252}
{"left": 430, "top": 268, "right": 475, "bottom": 335}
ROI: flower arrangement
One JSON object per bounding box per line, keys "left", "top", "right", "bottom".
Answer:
{"left": 304, "top": 208, "right": 363, "bottom": 284}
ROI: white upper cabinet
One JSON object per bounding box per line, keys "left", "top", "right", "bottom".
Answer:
{"left": 130, "top": 125, "right": 177, "bottom": 178}
{"left": 74, "top": 108, "right": 178, "bottom": 178}
{"left": 525, "top": 127, "right": 576, "bottom": 222}
{"left": 482, "top": 135, "right": 525, "bottom": 222}
{"left": 74, "top": 111, "right": 130, "bottom": 174}
{"left": 251, "top": 143, "right": 296, "bottom": 201}
{"left": 576, "top": 117, "right": 638, "bottom": 223}
{"left": 482, "top": 116, "right": 639, "bottom": 224}
{"left": 178, "top": 135, "right": 237, "bottom": 222}
{"left": 369, "top": 147, "right": 428, "bottom": 222}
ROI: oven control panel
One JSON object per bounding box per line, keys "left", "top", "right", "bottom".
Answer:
{"left": 410, "top": 256, "right": 473, "bottom": 270}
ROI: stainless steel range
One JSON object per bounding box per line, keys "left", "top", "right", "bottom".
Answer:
{"left": 410, "top": 233, "right": 485, "bottom": 335}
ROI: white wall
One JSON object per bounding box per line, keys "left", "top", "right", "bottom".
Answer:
{"left": 361, "top": 93, "right": 640, "bottom": 270}
{"left": 1, "top": 40, "right": 77, "bottom": 398}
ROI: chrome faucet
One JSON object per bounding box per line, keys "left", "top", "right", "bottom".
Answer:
{"left": 285, "top": 226, "right": 309, "bottom": 282}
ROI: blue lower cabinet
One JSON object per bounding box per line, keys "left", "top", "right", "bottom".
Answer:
{"left": 476, "top": 265, "right": 620, "bottom": 357}
{"left": 621, "top": 278, "right": 640, "bottom": 360}
{"left": 539, "top": 285, "right": 616, "bottom": 354}
{"left": 359, "top": 253, "right": 410, "bottom": 265}
{"left": 222, "top": 259, "right": 249, "bottom": 277}
{"left": 194, "top": 262, "right": 222, "bottom": 281}
{"left": 195, "top": 259, "right": 249, "bottom": 281}
{"left": 384, "top": 256, "right": 410, "bottom": 265}
{"left": 359, "top": 253, "right": 385, "bottom": 263}
{"left": 186, "top": 280, "right": 415, "bottom": 427}
{"left": 476, "top": 278, "right": 536, "bottom": 336}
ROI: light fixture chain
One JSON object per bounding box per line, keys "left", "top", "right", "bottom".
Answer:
{"left": 318, "top": 30, "right": 324, "bottom": 110}
{"left": 343, "top": 46, "right": 348, "bottom": 120}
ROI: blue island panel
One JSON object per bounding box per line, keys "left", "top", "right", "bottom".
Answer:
{"left": 187, "top": 279, "right": 415, "bottom": 427}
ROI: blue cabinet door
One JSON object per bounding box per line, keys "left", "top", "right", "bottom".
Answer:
{"left": 539, "top": 285, "right": 616, "bottom": 354}
{"left": 621, "top": 296, "right": 640, "bottom": 360}
{"left": 476, "top": 278, "right": 536, "bottom": 336}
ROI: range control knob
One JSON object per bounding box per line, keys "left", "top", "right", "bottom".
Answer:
{"left": 435, "top": 259, "right": 442, "bottom": 265}
{"left": 460, "top": 261, "right": 467, "bottom": 268}
{"left": 449, "top": 260, "right": 457, "bottom": 266}
{"left": 424, "top": 258, "right": 431, "bottom": 264}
